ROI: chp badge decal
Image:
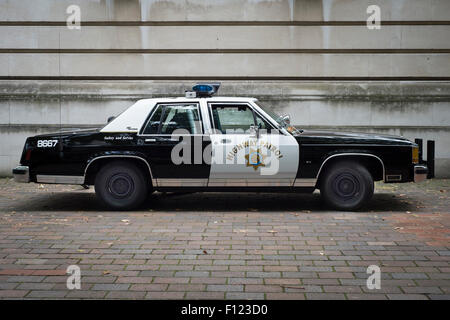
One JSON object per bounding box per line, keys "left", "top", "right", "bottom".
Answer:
{"left": 245, "top": 148, "right": 267, "bottom": 170}
{"left": 226, "top": 140, "right": 283, "bottom": 171}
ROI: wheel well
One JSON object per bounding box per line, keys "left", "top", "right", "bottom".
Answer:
{"left": 316, "top": 155, "right": 384, "bottom": 187}
{"left": 84, "top": 157, "right": 152, "bottom": 186}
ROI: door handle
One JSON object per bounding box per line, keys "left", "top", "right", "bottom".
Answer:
{"left": 221, "top": 139, "right": 231, "bottom": 144}
{"left": 157, "top": 137, "right": 179, "bottom": 142}
{"left": 145, "top": 138, "right": 156, "bottom": 142}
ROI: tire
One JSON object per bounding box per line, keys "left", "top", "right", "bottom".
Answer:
{"left": 94, "top": 161, "right": 148, "bottom": 210}
{"left": 320, "top": 160, "right": 374, "bottom": 211}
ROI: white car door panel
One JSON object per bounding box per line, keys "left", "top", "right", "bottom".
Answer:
{"left": 207, "top": 102, "right": 299, "bottom": 187}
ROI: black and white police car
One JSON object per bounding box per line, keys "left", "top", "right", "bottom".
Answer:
{"left": 13, "top": 83, "right": 429, "bottom": 210}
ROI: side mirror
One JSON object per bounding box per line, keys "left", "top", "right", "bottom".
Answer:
{"left": 281, "top": 114, "right": 290, "bottom": 124}
{"left": 107, "top": 116, "right": 116, "bottom": 123}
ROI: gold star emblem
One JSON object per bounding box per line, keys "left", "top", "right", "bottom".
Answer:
{"left": 245, "top": 148, "right": 266, "bottom": 171}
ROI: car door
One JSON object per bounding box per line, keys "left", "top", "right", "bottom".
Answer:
{"left": 207, "top": 102, "right": 299, "bottom": 187}
{"left": 138, "top": 102, "right": 210, "bottom": 187}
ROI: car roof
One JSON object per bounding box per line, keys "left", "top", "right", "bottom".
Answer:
{"left": 135, "top": 97, "right": 257, "bottom": 103}
{"left": 101, "top": 96, "right": 258, "bottom": 133}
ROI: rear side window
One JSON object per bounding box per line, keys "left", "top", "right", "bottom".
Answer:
{"left": 142, "top": 105, "right": 163, "bottom": 134}
{"left": 142, "top": 103, "right": 201, "bottom": 134}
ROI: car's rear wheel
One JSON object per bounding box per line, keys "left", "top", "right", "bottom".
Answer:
{"left": 320, "top": 160, "right": 374, "bottom": 211}
{"left": 95, "top": 161, "right": 148, "bottom": 210}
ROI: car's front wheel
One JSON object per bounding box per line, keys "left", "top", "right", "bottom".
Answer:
{"left": 320, "top": 160, "right": 374, "bottom": 211}
{"left": 95, "top": 161, "right": 148, "bottom": 210}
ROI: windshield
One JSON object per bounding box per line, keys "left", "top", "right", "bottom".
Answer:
{"left": 255, "top": 100, "right": 302, "bottom": 135}
{"left": 255, "top": 100, "right": 283, "bottom": 125}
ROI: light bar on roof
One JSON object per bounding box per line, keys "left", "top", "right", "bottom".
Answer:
{"left": 185, "top": 83, "right": 221, "bottom": 98}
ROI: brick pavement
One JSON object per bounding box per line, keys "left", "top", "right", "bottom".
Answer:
{"left": 0, "top": 178, "right": 448, "bottom": 300}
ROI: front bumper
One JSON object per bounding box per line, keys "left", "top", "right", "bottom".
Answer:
{"left": 414, "top": 165, "right": 428, "bottom": 183}
{"left": 12, "top": 166, "right": 30, "bottom": 183}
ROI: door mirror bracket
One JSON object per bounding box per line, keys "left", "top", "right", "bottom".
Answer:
{"left": 249, "top": 125, "right": 259, "bottom": 138}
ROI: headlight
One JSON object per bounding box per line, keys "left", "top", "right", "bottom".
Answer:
{"left": 412, "top": 146, "right": 419, "bottom": 164}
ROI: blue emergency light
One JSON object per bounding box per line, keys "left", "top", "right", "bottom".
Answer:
{"left": 186, "top": 83, "right": 220, "bottom": 97}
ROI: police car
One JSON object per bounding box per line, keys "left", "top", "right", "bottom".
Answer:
{"left": 13, "top": 83, "right": 429, "bottom": 211}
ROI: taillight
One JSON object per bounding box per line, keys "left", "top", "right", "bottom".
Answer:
{"left": 25, "top": 149, "right": 32, "bottom": 161}
{"left": 412, "top": 146, "right": 419, "bottom": 164}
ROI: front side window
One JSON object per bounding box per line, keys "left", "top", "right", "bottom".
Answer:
{"left": 142, "top": 103, "right": 201, "bottom": 134}
{"left": 211, "top": 104, "right": 254, "bottom": 133}
{"left": 210, "top": 104, "right": 274, "bottom": 134}
{"left": 255, "top": 113, "right": 273, "bottom": 131}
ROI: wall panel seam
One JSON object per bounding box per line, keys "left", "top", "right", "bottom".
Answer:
{"left": 0, "top": 21, "right": 449, "bottom": 26}
{"left": 1, "top": 49, "right": 450, "bottom": 54}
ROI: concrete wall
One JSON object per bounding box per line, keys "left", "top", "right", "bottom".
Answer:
{"left": 0, "top": 0, "right": 449, "bottom": 177}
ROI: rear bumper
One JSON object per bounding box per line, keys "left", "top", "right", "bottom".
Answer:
{"left": 12, "top": 166, "right": 30, "bottom": 183}
{"left": 414, "top": 165, "right": 428, "bottom": 183}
